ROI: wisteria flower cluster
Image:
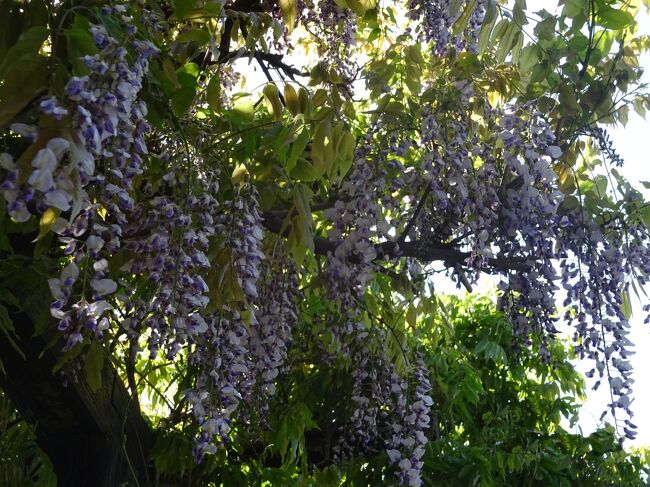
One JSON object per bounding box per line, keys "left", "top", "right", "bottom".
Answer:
{"left": 387, "top": 78, "right": 648, "bottom": 437}
{"left": 251, "top": 254, "right": 301, "bottom": 413}
{"left": 184, "top": 185, "right": 302, "bottom": 458}
{"left": 328, "top": 318, "right": 433, "bottom": 487}
{"left": 387, "top": 356, "right": 432, "bottom": 487}
{"left": 322, "top": 128, "right": 434, "bottom": 484}
{"left": 2, "top": 1, "right": 649, "bottom": 482}
{"left": 119, "top": 168, "right": 219, "bottom": 359}
{"left": 407, "top": 0, "right": 487, "bottom": 55}
{"left": 1, "top": 12, "right": 158, "bottom": 350}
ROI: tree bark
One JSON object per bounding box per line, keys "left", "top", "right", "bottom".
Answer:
{"left": 0, "top": 308, "right": 153, "bottom": 486}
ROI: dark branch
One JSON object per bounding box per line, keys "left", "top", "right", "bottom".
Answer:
{"left": 210, "top": 49, "right": 308, "bottom": 78}
{"left": 396, "top": 185, "right": 431, "bottom": 246}
{"left": 261, "top": 211, "right": 533, "bottom": 272}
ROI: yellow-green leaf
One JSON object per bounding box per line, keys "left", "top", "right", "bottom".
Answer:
{"left": 311, "top": 119, "right": 333, "bottom": 178}
{"left": 207, "top": 74, "right": 221, "bottom": 111}
{"left": 452, "top": 0, "right": 478, "bottom": 37}
{"left": 34, "top": 207, "right": 61, "bottom": 242}
{"left": 344, "top": 0, "right": 378, "bottom": 16}
{"left": 279, "top": 0, "right": 297, "bottom": 31}
{"left": 284, "top": 84, "right": 301, "bottom": 115}
{"left": 621, "top": 289, "right": 632, "bottom": 320}
{"left": 263, "top": 83, "right": 284, "bottom": 120}
{"left": 231, "top": 164, "right": 249, "bottom": 185}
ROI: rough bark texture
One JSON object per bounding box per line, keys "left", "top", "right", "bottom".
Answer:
{"left": 0, "top": 309, "right": 153, "bottom": 486}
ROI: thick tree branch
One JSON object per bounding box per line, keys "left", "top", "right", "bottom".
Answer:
{"left": 261, "top": 212, "right": 533, "bottom": 272}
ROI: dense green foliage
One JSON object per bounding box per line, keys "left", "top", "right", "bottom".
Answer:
{"left": 3, "top": 297, "right": 649, "bottom": 485}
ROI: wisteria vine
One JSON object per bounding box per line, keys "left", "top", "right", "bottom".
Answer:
{"left": 0, "top": 1, "right": 649, "bottom": 485}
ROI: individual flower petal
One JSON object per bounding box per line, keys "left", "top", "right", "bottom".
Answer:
{"left": 61, "top": 262, "right": 79, "bottom": 281}
{"left": 86, "top": 235, "right": 104, "bottom": 252}
{"left": 87, "top": 300, "right": 113, "bottom": 317}
{"left": 10, "top": 123, "right": 38, "bottom": 141}
{"left": 91, "top": 278, "right": 117, "bottom": 296}
{"left": 31, "top": 148, "right": 58, "bottom": 171}
{"left": 0, "top": 153, "right": 16, "bottom": 171}
{"left": 546, "top": 145, "right": 562, "bottom": 158}
{"left": 46, "top": 138, "right": 71, "bottom": 159}
{"left": 43, "top": 189, "right": 71, "bottom": 211}
{"left": 8, "top": 199, "right": 31, "bottom": 222}
{"left": 28, "top": 169, "right": 54, "bottom": 192}
{"left": 40, "top": 97, "right": 68, "bottom": 120}
{"left": 48, "top": 279, "right": 66, "bottom": 300}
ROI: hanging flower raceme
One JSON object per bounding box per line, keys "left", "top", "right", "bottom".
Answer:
{"left": 185, "top": 181, "right": 271, "bottom": 458}
{"left": 0, "top": 9, "right": 159, "bottom": 351}
{"left": 250, "top": 254, "right": 300, "bottom": 417}
{"left": 407, "top": 0, "right": 487, "bottom": 56}
{"left": 386, "top": 356, "right": 433, "bottom": 487}
{"left": 119, "top": 166, "right": 219, "bottom": 359}
{"left": 412, "top": 83, "right": 647, "bottom": 435}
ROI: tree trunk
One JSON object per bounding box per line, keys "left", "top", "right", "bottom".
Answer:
{"left": 0, "top": 309, "right": 153, "bottom": 486}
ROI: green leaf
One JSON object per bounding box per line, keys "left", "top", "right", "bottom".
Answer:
{"left": 34, "top": 207, "right": 60, "bottom": 242}
{"left": 559, "top": 83, "right": 580, "bottom": 115}
{"left": 229, "top": 99, "right": 255, "bottom": 124}
{"left": 0, "top": 303, "right": 25, "bottom": 361}
{"left": 477, "top": 2, "right": 497, "bottom": 53}
{"left": 519, "top": 45, "right": 541, "bottom": 73}
{"left": 311, "top": 119, "right": 333, "bottom": 178}
{"left": 171, "top": 64, "right": 199, "bottom": 116}
{"left": 0, "top": 53, "right": 48, "bottom": 127}
{"left": 337, "top": 131, "right": 356, "bottom": 180}
{"left": 620, "top": 289, "right": 632, "bottom": 320}
{"left": 174, "top": 0, "right": 199, "bottom": 20}
{"left": 495, "top": 22, "right": 518, "bottom": 63}
{"left": 293, "top": 183, "right": 314, "bottom": 252}
{"left": 171, "top": 85, "right": 196, "bottom": 116}
{"left": 510, "top": 31, "right": 524, "bottom": 65}
{"left": 206, "top": 74, "right": 221, "bottom": 111}
{"left": 513, "top": 1, "right": 528, "bottom": 27}
{"left": 406, "top": 306, "right": 417, "bottom": 328}
{"left": 344, "top": 0, "right": 378, "bottom": 16}
{"left": 263, "top": 83, "right": 284, "bottom": 121}
{"left": 286, "top": 125, "right": 310, "bottom": 173}
{"left": 176, "top": 28, "right": 210, "bottom": 45}
{"left": 64, "top": 15, "right": 98, "bottom": 75}
{"left": 562, "top": 0, "right": 588, "bottom": 17}
{"left": 279, "top": 0, "right": 297, "bottom": 31}
{"left": 639, "top": 205, "right": 650, "bottom": 231}
{"left": 534, "top": 16, "right": 556, "bottom": 41}
{"left": 284, "top": 84, "right": 301, "bottom": 115}
{"left": 0, "top": 26, "right": 47, "bottom": 77}
{"left": 596, "top": 7, "right": 634, "bottom": 31}
{"left": 84, "top": 340, "right": 104, "bottom": 393}
{"left": 452, "top": 0, "right": 478, "bottom": 37}
{"left": 177, "top": 62, "right": 200, "bottom": 78}
{"left": 290, "top": 159, "right": 319, "bottom": 182}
